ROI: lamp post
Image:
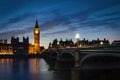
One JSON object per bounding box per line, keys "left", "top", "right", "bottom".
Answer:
{"left": 57, "top": 41, "right": 60, "bottom": 48}
{"left": 75, "top": 34, "right": 80, "bottom": 48}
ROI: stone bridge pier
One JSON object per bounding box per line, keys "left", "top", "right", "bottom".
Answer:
{"left": 55, "top": 48, "right": 80, "bottom": 68}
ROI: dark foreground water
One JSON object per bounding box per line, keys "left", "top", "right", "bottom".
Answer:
{"left": 0, "top": 58, "right": 73, "bottom": 80}
{"left": 0, "top": 57, "right": 120, "bottom": 80}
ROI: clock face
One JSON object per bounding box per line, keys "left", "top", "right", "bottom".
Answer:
{"left": 35, "top": 30, "right": 39, "bottom": 34}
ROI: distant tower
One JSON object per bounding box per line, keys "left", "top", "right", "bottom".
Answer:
{"left": 34, "top": 20, "right": 40, "bottom": 53}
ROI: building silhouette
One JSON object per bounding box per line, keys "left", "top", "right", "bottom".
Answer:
{"left": 0, "top": 39, "right": 12, "bottom": 54}
{"left": 111, "top": 40, "right": 120, "bottom": 46}
{"left": 76, "top": 38, "right": 110, "bottom": 47}
{"left": 49, "top": 38, "right": 74, "bottom": 48}
{"left": 11, "top": 37, "right": 29, "bottom": 55}
{"left": 49, "top": 38, "right": 110, "bottom": 48}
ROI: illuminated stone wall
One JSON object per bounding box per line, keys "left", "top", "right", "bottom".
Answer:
{"left": 0, "top": 43, "right": 13, "bottom": 55}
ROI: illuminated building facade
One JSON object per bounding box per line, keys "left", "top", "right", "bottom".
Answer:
{"left": 29, "top": 44, "right": 34, "bottom": 54}
{"left": 29, "top": 20, "right": 41, "bottom": 54}
{"left": 33, "top": 20, "right": 40, "bottom": 54}
{"left": 0, "top": 37, "right": 29, "bottom": 55}
{"left": 0, "top": 39, "right": 13, "bottom": 54}
{"left": 0, "top": 20, "right": 42, "bottom": 55}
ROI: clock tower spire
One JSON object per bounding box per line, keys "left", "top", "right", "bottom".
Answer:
{"left": 35, "top": 20, "right": 39, "bottom": 28}
{"left": 34, "top": 20, "right": 40, "bottom": 54}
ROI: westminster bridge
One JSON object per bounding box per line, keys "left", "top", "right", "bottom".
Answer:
{"left": 43, "top": 47, "right": 120, "bottom": 69}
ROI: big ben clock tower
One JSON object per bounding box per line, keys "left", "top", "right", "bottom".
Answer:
{"left": 34, "top": 20, "right": 40, "bottom": 54}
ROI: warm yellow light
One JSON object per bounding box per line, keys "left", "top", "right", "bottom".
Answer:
{"left": 34, "top": 51, "right": 37, "bottom": 54}
{"left": 79, "top": 44, "right": 82, "bottom": 47}
{"left": 100, "top": 41, "right": 103, "bottom": 45}
{"left": 35, "top": 30, "right": 38, "bottom": 34}
{"left": 57, "top": 41, "right": 59, "bottom": 45}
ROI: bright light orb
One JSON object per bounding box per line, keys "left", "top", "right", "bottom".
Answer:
{"left": 75, "top": 33, "right": 80, "bottom": 39}
{"left": 57, "top": 41, "right": 59, "bottom": 45}
{"left": 35, "top": 30, "right": 38, "bottom": 34}
{"left": 100, "top": 41, "right": 103, "bottom": 45}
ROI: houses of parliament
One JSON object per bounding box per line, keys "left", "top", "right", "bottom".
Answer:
{"left": 0, "top": 20, "right": 42, "bottom": 55}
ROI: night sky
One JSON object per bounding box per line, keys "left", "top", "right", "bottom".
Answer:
{"left": 0, "top": 0, "right": 120, "bottom": 48}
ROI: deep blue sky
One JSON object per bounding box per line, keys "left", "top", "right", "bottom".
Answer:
{"left": 0, "top": 0, "right": 120, "bottom": 48}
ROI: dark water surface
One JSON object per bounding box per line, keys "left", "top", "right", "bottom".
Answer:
{"left": 0, "top": 57, "right": 120, "bottom": 80}
{"left": 0, "top": 58, "right": 72, "bottom": 80}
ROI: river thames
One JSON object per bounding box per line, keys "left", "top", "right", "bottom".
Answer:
{"left": 0, "top": 55, "right": 120, "bottom": 80}
{"left": 0, "top": 58, "right": 72, "bottom": 80}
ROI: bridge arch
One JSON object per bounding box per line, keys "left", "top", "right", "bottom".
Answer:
{"left": 80, "top": 53, "right": 120, "bottom": 66}
{"left": 59, "top": 52, "right": 76, "bottom": 58}
{"left": 57, "top": 52, "right": 76, "bottom": 68}
{"left": 57, "top": 49, "right": 80, "bottom": 68}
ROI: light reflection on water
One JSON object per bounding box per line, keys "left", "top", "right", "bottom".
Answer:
{"left": 0, "top": 58, "right": 72, "bottom": 80}
{"left": 0, "top": 53, "right": 120, "bottom": 80}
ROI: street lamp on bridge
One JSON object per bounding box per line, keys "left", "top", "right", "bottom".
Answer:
{"left": 75, "top": 33, "right": 80, "bottom": 47}
{"left": 57, "top": 41, "right": 60, "bottom": 48}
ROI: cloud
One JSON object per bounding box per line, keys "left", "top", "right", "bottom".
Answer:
{"left": 70, "top": 6, "right": 120, "bottom": 31}
{"left": 0, "top": 12, "right": 35, "bottom": 31}
{"left": 40, "top": 10, "right": 71, "bottom": 31}
{"left": 0, "top": 0, "right": 120, "bottom": 40}
{"left": 0, "top": 27, "right": 33, "bottom": 39}
{"left": 91, "top": 0, "right": 120, "bottom": 13}
{"left": 95, "top": 11, "right": 120, "bottom": 18}
{"left": 40, "top": 4, "right": 120, "bottom": 37}
{"left": 41, "top": 17, "right": 70, "bottom": 31}
{"left": 41, "top": 26, "right": 78, "bottom": 37}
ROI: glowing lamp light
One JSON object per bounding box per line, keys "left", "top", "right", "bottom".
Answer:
{"left": 57, "top": 41, "right": 59, "bottom": 45}
{"left": 75, "top": 34, "right": 80, "bottom": 39}
{"left": 79, "top": 44, "right": 82, "bottom": 47}
{"left": 34, "top": 51, "right": 37, "bottom": 54}
{"left": 100, "top": 41, "right": 103, "bottom": 45}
